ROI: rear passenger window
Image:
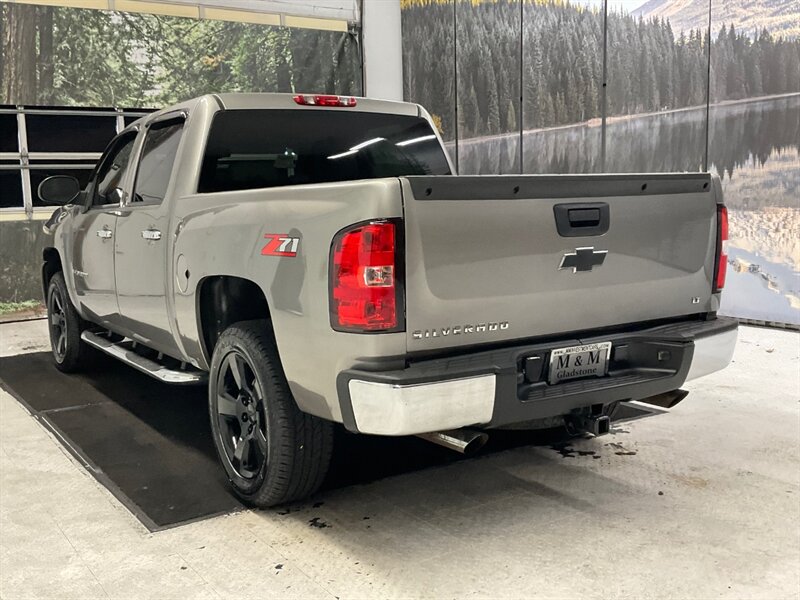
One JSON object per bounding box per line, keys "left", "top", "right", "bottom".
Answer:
{"left": 132, "top": 118, "right": 184, "bottom": 204}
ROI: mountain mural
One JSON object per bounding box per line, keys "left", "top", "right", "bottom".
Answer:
{"left": 632, "top": 0, "right": 800, "bottom": 39}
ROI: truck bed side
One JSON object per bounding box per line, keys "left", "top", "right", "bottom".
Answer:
{"left": 170, "top": 178, "right": 407, "bottom": 422}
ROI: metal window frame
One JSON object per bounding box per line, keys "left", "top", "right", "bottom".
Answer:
{"left": 0, "top": 106, "right": 151, "bottom": 219}
{"left": 125, "top": 111, "right": 188, "bottom": 208}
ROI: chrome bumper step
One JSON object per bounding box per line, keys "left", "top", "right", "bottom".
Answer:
{"left": 81, "top": 331, "right": 207, "bottom": 385}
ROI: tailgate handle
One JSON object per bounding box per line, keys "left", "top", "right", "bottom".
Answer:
{"left": 568, "top": 208, "right": 601, "bottom": 226}
{"left": 554, "top": 202, "right": 610, "bottom": 237}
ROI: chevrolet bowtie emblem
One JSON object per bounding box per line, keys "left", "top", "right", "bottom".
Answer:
{"left": 559, "top": 247, "right": 608, "bottom": 273}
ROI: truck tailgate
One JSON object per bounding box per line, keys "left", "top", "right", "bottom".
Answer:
{"left": 401, "top": 174, "right": 719, "bottom": 352}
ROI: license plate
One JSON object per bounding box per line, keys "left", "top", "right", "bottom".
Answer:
{"left": 548, "top": 342, "right": 612, "bottom": 385}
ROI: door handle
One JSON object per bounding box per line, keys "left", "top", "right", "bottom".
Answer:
{"left": 141, "top": 229, "right": 162, "bottom": 241}
{"left": 96, "top": 229, "right": 112, "bottom": 239}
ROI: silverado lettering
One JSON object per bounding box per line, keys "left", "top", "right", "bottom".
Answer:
{"left": 412, "top": 321, "right": 510, "bottom": 340}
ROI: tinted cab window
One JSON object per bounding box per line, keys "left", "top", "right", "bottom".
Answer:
{"left": 94, "top": 133, "right": 136, "bottom": 206}
{"left": 133, "top": 119, "right": 184, "bottom": 204}
{"left": 198, "top": 109, "right": 450, "bottom": 193}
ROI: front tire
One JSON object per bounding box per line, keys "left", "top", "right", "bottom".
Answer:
{"left": 47, "top": 271, "right": 90, "bottom": 373}
{"left": 208, "top": 320, "right": 333, "bottom": 508}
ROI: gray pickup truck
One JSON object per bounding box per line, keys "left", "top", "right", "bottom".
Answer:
{"left": 39, "top": 93, "right": 737, "bottom": 507}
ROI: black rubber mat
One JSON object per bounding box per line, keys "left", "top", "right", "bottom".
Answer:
{"left": 0, "top": 351, "right": 240, "bottom": 531}
{"left": 0, "top": 349, "right": 660, "bottom": 531}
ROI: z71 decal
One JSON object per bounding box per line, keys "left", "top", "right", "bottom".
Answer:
{"left": 261, "top": 234, "right": 300, "bottom": 257}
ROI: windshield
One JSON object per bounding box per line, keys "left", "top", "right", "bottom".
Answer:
{"left": 198, "top": 109, "right": 451, "bottom": 193}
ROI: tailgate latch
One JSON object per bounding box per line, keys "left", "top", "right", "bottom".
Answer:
{"left": 553, "top": 202, "right": 610, "bottom": 237}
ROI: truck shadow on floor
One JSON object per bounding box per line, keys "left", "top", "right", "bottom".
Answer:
{"left": 0, "top": 350, "right": 583, "bottom": 531}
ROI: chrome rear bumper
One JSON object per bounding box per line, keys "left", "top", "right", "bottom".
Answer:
{"left": 340, "top": 317, "right": 738, "bottom": 436}
{"left": 348, "top": 375, "right": 495, "bottom": 436}
{"left": 685, "top": 326, "right": 738, "bottom": 382}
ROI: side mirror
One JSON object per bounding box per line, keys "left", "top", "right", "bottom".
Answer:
{"left": 38, "top": 175, "right": 81, "bottom": 205}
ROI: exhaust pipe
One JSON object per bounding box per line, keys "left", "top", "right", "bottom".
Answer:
{"left": 417, "top": 429, "right": 489, "bottom": 454}
{"left": 638, "top": 389, "right": 690, "bottom": 409}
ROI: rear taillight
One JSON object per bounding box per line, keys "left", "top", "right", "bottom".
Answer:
{"left": 330, "top": 220, "right": 404, "bottom": 332}
{"left": 293, "top": 94, "right": 357, "bottom": 107}
{"left": 714, "top": 205, "right": 729, "bottom": 292}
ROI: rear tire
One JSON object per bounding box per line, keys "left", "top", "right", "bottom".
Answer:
{"left": 46, "top": 271, "right": 90, "bottom": 373}
{"left": 208, "top": 319, "right": 333, "bottom": 508}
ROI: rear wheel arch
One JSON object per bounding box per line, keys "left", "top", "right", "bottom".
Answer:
{"left": 196, "top": 275, "right": 273, "bottom": 361}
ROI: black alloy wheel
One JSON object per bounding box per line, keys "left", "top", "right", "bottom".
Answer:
{"left": 215, "top": 350, "right": 269, "bottom": 480}
{"left": 46, "top": 271, "right": 90, "bottom": 372}
{"left": 208, "top": 320, "right": 334, "bottom": 507}
{"left": 48, "top": 283, "right": 68, "bottom": 363}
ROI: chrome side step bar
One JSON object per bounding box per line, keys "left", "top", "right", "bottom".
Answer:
{"left": 81, "top": 331, "right": 207, "bottom": 385}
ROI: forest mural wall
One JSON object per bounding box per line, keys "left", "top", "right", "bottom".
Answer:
{"left": 402, "top": 0, "right": 800, "bottom": 326}
{"left": 403, "top": 0, "right": 799, "bottom": 142}
{"left": 0, "top": 3, "right": 361, "bottom": 108}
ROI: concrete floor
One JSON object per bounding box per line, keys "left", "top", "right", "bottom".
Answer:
{"left": 0, "top": 319, "right": 798, "bottom": 600}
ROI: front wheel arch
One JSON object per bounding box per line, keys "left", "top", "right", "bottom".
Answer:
{"left": 42, "top": 247, "right": 63, "bottom": 300}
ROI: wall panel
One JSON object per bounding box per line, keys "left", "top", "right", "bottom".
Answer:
{"left": 709, "top": 0, "right": 800, "bottom": 325}
{"left": 455, "top": 0, "right": 520, "bottom": 174}
{"left": 401, "top": 0, "right": 456, "bottom": 146}
{"left": 605, "top": 4, "right": 709, "bottom": 173}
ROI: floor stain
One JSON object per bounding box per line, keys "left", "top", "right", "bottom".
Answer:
{"left": 606, "top": 441, "right": 637, "bottom": 456}
{"left": 551, "top": 444, "right": 606, "bottom": 459}
{"left": 550, "top": 443, "right": 577, "bottom": 458}
{"left": 308, "top": 517, "right": 330, "bottom": 528}
{"left": 670, "top": 474, "right": 709, "bottom": 488}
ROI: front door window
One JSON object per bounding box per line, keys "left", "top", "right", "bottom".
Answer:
{"left": 93, "top": 134, "right": 137, "bottom": 206}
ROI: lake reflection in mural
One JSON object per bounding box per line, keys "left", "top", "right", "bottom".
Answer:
{"left": 711, "top": 96, "right": 800, "bottom": 325}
